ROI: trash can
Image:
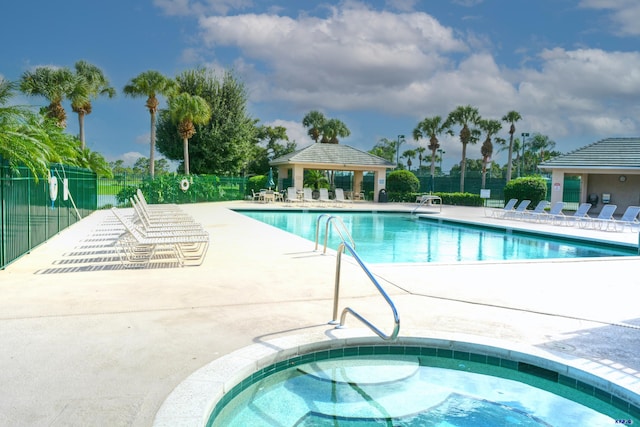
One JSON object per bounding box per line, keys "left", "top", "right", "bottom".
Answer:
{"left": 378, "top": 188, "right": 388, "bottom": 203}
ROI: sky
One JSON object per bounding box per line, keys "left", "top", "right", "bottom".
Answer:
{"left": 2, "top": 0, "right": 640, "bottom": 172}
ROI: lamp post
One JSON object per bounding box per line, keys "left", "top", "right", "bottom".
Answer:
{"left": 520, "top": 132, "right": 529, "bottom": 177}
{"left": 396, "top": 134, "right": 405, "bottom": 169}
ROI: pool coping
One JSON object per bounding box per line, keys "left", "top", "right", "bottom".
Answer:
{"left": 152, "top": 329, "right": 640, "bottom": 426}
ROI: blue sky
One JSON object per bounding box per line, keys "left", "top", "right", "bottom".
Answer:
{"left": 2, "top": 0, "right": 639, "bottom": 172}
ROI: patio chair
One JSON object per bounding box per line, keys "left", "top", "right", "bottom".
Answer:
{"left": 613, "top": 206, "right": 640, "bottom": 232}
{"left": 520, "top": 200, "right": 549, "bottom": 221}
{"left": 285, "top": 187, "right": 300, "bottom": 203}
{"left": 111, "top": 207, "right": 209, "bottom": 268}
{"left": 302, "top": 188, "right": 314, "bottom": 203}
{"left": 318, "top": 188, "right": 332, "bottom": 204}
{"left": 578, "top": 204, "right": 617, "bottom": 230}
{"left": 554, "top": 203, "right": 591, "bottom": 226}
{"left": 503, "top": 200, "right": 531, "bottom": 220}
{"left": 334, "top": 188, "right": 352, "bottom": 205}
{"left": 489, "top": 198, "right": 518, "bottom": 218}
{"left": 536, "top": 201, "right": 565, "bottom": 223}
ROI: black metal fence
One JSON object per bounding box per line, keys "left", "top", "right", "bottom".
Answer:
{"left": 1, "top": 161, "right": 97, "bottom": 269}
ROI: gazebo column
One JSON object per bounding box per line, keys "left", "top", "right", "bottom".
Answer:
{"left": 550, "top": 170, "right": 565, "bottom": 205}
{"left": 353, "top": 170, "right": 364, "bottom": 199}
{"left": 277, "top": 166, "right": 288, "bottom": 190}
{"left": 292, "top": 164, "right": 304, "bottom": 191}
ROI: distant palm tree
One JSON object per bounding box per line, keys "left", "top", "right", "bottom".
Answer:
{"left": 320, "top": 118, "right": 350, "bottom": 144}
{"left": 168, "top": 92, "right": 211, "bottom": 175}
{"left": 445, "top": 105, "right": 481, "bottom": 193}
{"left": 413, "top": 116, "right": 447, "bottom": 191}
{"left": 402, "top": 149, "right": 416, "bottom": 171}
{"left": 415, "top": 146, "right": 426, "bottom": 170}
{"left": 123, "top": 71, "right": 177, "bottom": 177}
{"left": 70, "top": 60, "right": 116, "bottom": 149}
{"left": 501, "top": 110, "right": 522, "bottom": 182}
{"left": 478, "top": 119, "right": 502, "bottom": 188}
{"left": 302, "top": 110, "right": 326, "bottom": 143}
{"left": 20, "top": 66, "right": 74, "bottom": 127}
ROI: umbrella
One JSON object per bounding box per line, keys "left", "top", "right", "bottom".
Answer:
{"left": 267, "top": 168, "right": 275, "bottom": 189}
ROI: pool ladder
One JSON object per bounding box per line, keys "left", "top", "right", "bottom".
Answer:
{"left": 314, "top": 215, "right": 400, "bottom": 341}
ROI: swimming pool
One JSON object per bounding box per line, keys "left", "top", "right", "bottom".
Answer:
{"left": 238, "top": 211, "right": 636, "bottom": 263}
{"left": 207, "top": 341, "right": 638, "bottom": 426}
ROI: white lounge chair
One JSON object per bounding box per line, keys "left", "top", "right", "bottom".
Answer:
{"left": 285, "top": 187, "right": 300, "bottom": 203}
{"left": 613, "top": 206, "right": 640, "bottom": 232}
{"left": 504, "top": 200, "right": 531, "bottom": 219}
{"left": 578, "top": 204, "right": 617, "bottom": 230}
{"left": 521, "top": 200, "right": 549, "bottom": 221}
{"left": 536, "top": 201, "right": 565, "bottom": 223}
{"left": 302, "top": 188, "right": 314, "bottom": 203}
{"left": 334, "top": 188, "right": 352, "bottom": 205}
{"left": 554, "top": 203, "right": 591, "bottom": 226}
{"left": 318, "top": 188, "right": 332, "bottom": 204}
{"left": 489, "top": 198, "right": 518, "bottom": 218}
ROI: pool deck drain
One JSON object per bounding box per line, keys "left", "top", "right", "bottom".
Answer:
{"left": 0, "top": 201, "right": 639, "bottom": 426}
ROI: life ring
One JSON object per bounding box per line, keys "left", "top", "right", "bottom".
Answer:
{"left": 49, "top": 176, "right": 58, "bottom": 201}
{"left": 180, "top": 178, "right": 190, "bottom": 192}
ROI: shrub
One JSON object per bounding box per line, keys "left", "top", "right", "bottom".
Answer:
{"left": 503, "top": 176, "right": 547, "bottom": 207}
{"left": 116, "top": 174, "right": 222, "bottom": 205}
{"left": 247, "top": 175, "right": 267, "bottom": 195}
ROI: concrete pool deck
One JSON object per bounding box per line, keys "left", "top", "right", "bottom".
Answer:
{"left": 1, "top": 201, "right": 639, "bottom": 426}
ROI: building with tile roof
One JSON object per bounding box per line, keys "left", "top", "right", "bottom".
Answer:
{"left": 539, "top": 138, "right": 640, "bottom": 211}
{"left": 270, "top": 143, "right": 395, "bottom": 202}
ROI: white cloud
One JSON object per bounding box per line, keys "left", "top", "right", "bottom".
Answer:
{"left": 121, "top": 151, "right": 145, "bottom": 166}
{"left": 264, "top": 119, "right": 313, "bottom": 148}
{"left": 154, "top": 0, "right": 253, "bottom": 16}
{"left": 579, "top": 0, "right": 640, "bottom": 36}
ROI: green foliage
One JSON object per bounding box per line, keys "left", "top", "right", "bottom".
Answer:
{"left": 304, "top": 170, "right": 329, "bottom": 189}
{"left": 116, "top": 174, "right": 223, "bottom": 205}
{"left": 386, "top": 170, "right": 420, "bottom": 193}
{"left": 246, "top": 175, "right": 267, "bottom": 194}
{"left": 156, "top": 68, "right": 258, "bottom": 175}
{"left": 504, "top": 176, "right": 547, "bottom": 207}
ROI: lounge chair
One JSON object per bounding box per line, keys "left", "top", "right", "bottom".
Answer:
{"left": 612, "top": 206, "right": 640, "bottom": 232}
{"left": 334, "top": 188, "right": 352, "bottom": 205}
{"left": 536, "top": 201, "right": 565, "bottom": 223}
{"left": 285, "top": 187, "right": 300, "bottom": 203}
{"left": 302, "top": 188, "right": 314, "bottom": 203}
{"left": 578, "top": 204, "right": 617, "bottom": 230}
{"left": 503, "top": 200, "right": 531, "bottom": 219}
{"left": 521, "top": 200, "right": 549, "bottom": 221}
{"left": 554, "top": 203, "right": 591, "bottom": 226}
{"left": 111, "top": 207, "right": 209, "bottom": 268}
{"left": 318, "top": 188, "right": 332, "bottom": 204}
{"left": 489, "top": 198, "right": 518, "bottom": 218}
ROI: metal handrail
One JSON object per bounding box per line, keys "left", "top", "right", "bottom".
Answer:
{"left": 411, "top": 195, "right": 442, "bottom": 215}
{"left": 314, "top": 214, "right": 355, "bottom": 253}
{"left": 331, "top": 241, "right": 400, "bottom": 341}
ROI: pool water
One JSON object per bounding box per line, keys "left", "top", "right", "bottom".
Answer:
{"left": 211, "top": 354, "right": 630, "bottom": 426}
{"left": 238, "top": 211, "right": 635, "bottom": 263}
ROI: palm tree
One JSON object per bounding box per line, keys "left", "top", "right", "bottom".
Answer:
{"left": 70, "top": 61, "right": 116, "bottom": 150}
{"left": 413, "top": 116, "right": 447, "bottom": 192}
{"left": 478, "top": 119, "right": 502, "bottom": 188}
{"left": 445, "top": 106, "right": 481, "bottom": 192}
{"left": 402, "top": 149, "right": 416, "bottom": 171}
{"left": 19, "top": 66, "right": 74, "bottom": 127}
{"left": 123, "top": 71, "right": 177, "bottom": 177}
{"left": 168, "top": 92, "right": 211, "bottom": 175}
{"left": 320, "top": 118, "right": 350, "bottom": 144}
{"left": 501, "top": 110, "right": 522, "bottom": 182}
{"left": 302, "top": 110, "right": 326, "bottom": 143}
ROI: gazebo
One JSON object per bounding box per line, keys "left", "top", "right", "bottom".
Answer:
{"left": 538, "top": 137, "right": 640, "bottom": 212}
{"left": 269, "top": 144, "right": 395, "bottom": 202}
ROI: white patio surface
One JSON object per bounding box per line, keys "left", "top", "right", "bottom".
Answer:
{"left": 0, "top": 201, "right": 639, "bottom": 426}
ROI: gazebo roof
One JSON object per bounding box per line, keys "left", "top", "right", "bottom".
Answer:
{"left": 270, "top": 143, "right": 395, "bottom": 169}
{"left": 539, "top": 137, "right": 640, "bottom": 170}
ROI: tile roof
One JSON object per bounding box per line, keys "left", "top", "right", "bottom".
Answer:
{"left": 270, "top": 143, "right": 395, "bottom": 168}
{"left": 539, "top": 137, "right": 640, "bottom": 170}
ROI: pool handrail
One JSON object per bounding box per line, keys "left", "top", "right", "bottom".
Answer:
{"left": 314, "top": 213, "right": 355, "bottom": 254}
{"left": 332, "top": 241, "right": 400, "bottom": 341}
{"left": 411, "top": 194, "right": 442, "bottom": 214}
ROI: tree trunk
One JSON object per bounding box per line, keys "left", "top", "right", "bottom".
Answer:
{"left": 149, "top": 111, "right": 156, "bottom": 178}
{"left": 506, "top": 135, "right": 514, "bottom": 182}
{"left": 183, "top": 137, "right": 190, "bottom": 175}
{"left": 460, "top": 143, "right": 467, "bottom": 193}
{"left": 78, "top": 112, "right": 86, "bottom": 150}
